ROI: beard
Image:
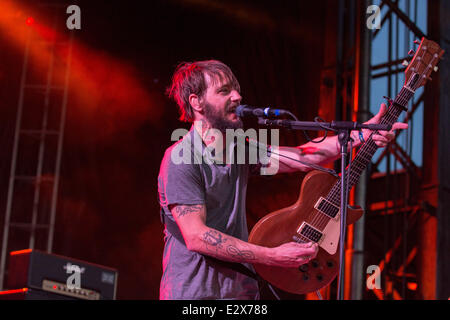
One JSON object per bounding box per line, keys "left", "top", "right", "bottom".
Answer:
{"left": 202, "top": 100, "right": 243, "bottom": 133}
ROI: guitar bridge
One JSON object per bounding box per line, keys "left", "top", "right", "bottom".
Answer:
{"left": 297, "top": 222, "right": 323, "bottom": 243}
{"left": 314, "top": 197, "right": 340, "bottom": 220}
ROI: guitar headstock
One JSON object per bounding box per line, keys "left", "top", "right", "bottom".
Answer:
{"left": 404, "top": 37, "right": 445, "bottom": 89}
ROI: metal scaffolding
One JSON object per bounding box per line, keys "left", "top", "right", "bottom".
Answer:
{"left": 0, "top": 4, "right": 73, "bottom": 290}
{"left": 364, "top": 0, "right": 436, "bottom": 300}
{"left": 326, "top": 0, "right": 438, "bottom": 300}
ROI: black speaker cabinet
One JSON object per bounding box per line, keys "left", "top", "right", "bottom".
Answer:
{"left": 5, "top": 249, "right": 118, "bottom": 300}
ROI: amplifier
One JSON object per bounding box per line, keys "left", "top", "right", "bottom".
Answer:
{"left": 0, "top": 288, "right": 76, "bottom": 300}
{"left": 6, "top": 249, "right": 118, "bottom": 300}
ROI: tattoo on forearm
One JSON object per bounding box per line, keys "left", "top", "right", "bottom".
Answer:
{"left": 226, "top": 245, "right": 255, "bottom": 260}
{"left": 203, "top": 230, "right": 226, "bottom": 250}
{"left": 174, "top": 205, "right": 202, "bottom": 218}
{"left": 202, "top": 230, "right": 255, "bottom": 261}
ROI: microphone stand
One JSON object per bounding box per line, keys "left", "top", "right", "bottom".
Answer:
{"left": 257, "top": 117, "right": 391, "bottom": 300}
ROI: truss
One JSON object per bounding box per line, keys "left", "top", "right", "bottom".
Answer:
{"left": 0, "top": 4, "right": 74, "bottom": 290}
{"left": 365, "top": 0, "right": 433, "bottom": 300}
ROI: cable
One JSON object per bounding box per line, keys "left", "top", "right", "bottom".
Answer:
{"left": 285, "top": 113, "right": 331, "bottom": 144}
{"left": 237, "top": 129, "right": 339, "bottom": 177}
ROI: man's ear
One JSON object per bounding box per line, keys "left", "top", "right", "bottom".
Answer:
{"left": 189, "top": 94, "right": 203, "bottom": 113}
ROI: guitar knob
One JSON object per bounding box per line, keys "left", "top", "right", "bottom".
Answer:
{"left": 302, "top": 274, "right": 310, "bottom": 281}
{"left": 402, "top": 60, "right": 409, "bottom": 67}
{"left": 326, "top": 260, "right": 335, "bottom": 268}
{"left": 316, "top": 274, "right": 324, "bottom": 282}
{"left": 311, "top": 260, "right": 319, "bottom": 268}
{"left": 299, "top": 264, "right": 309, "bottom": 272}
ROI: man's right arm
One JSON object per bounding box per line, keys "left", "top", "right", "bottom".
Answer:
{"left": 170, "top": 203, "right": 318, "bottom": 268}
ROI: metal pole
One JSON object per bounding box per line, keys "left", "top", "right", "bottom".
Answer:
{"left": 337, "top": 131, "right": 350, "bottom": 300}
{"left": 335, "top": 0, "right": 346, "bottom": 300}
{"left": 0, "top": 27, "right": 32, "bottom": 290}
{"left": 351, "top": 0, "right": 372, "bottom": 300}
{"left": 29, "top": 12, "right": 59, "bottom": 250}
{"left": 436, "top": 0, "right": 450, "bottom": 300}
{"left": 46, "top": 31, "right": 74, "bottom": 253}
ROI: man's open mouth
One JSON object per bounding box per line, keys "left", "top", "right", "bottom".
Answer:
{"left": 228, "top": 106, "right": 238, "bottom": 114}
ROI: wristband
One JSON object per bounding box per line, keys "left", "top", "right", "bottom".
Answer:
{"left": 358, "top": 131, "right": 365, "bottom": 143}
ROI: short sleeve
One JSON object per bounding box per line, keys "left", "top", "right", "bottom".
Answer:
{"left": 158, "top": 148, "right": 205, "bottom": 210}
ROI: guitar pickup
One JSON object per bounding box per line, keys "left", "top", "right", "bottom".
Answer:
{"left": 297, "top": 222, "right": 323, "bottom": 244}
{"left": 314, "top": 197, "right": 340, "bottom": 220}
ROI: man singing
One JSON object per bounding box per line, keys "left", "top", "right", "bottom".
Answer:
{"left": 157, "top": 60, "right": 407, "bottom": 299}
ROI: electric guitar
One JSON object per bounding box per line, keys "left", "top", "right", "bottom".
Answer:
{"left": 248, "top": 37, "right": 444, "bottom": 295}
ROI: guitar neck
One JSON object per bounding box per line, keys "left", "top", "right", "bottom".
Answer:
{"left": 326, "top": 86, "right": 414, "bottom": 206}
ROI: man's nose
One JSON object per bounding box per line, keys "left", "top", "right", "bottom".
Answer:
{"left": 230, "top": 90, "right": 242, "bottom": 104}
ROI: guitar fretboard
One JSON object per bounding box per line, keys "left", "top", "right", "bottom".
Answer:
{"left": 325, "top": 85, "right": 415, "bottom": 207}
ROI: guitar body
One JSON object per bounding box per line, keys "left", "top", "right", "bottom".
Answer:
{"left": 248, "top": 170, "right": 363, "bottom": 295}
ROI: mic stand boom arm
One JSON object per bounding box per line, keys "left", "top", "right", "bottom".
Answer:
{"left": 257, "top": 118, "right": 391, "bottom": 132}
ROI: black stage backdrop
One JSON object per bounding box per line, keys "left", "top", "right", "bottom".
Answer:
{"left": 0, "top": 0, "right": 331, "bottom": 299}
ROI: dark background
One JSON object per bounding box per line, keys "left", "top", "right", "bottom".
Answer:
{"left": 0, "top": 0, "right": 332, "bottom": 299}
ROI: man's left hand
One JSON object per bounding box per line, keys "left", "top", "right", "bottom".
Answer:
{"left": 361, "top": 103, "right": 409, "bottom": 148}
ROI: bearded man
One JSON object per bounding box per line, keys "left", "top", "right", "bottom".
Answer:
{"left": 157, "top": 60, "right": 406, "bottom": 300}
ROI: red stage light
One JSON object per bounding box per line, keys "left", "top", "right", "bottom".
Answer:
{"left": 26, "top": 17, "right": 34, "bottom": 26}
{"left": 0, "top": 288, "right": 28, "bottom": 295}
{"left": 10, "top": 248, "right": 32, "bottom": 256}
{"left": 407, "top": 282, "right": 417, "bottom": 291}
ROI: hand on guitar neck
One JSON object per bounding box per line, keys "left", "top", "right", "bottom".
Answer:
{"left": 353, "top": 102, "right": 409, "bottom": 148}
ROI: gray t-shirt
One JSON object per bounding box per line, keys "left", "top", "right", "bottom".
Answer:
{"left": 157, "top": 128, "right": 259, "bottom": 300}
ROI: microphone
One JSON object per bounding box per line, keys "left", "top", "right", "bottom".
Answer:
{"left": 235, "top": 105, "right": 291, "bottom": 118}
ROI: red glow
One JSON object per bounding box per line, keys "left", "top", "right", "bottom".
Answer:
{"left": 407, "top": 282, "right": 417, "bottom": 291}
{"left": 1, "top": 0, "right": 163, "bottom": 147}
{"left": 33, "top": 21, "right": 57, "bottom": 41}
{"left": 53, "top": 285, "right": 57, "bottom": 290}
{"left": 298, "top": 146, "right": 319, "bottom": 155}
{"left": 26, "top": 16, "right": 34, "bottom": 26}
{"left": 10, "top": 249, "right": 32, "bottom": 256}
{"left": 0, "top": 288, "right": 28, "bottom": 295}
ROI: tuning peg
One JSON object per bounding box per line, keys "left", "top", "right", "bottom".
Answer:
{"left": 402, "top": 60, "right": 409, "bottom": 67}
{"left": 408, "top": 49, "right": 415, "bottom": 56}
{"left": 414, "top": 40, "right": 421, "bottom": 45}
{"left": 434, "top": 66, "right": 439, "bottom": 72}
